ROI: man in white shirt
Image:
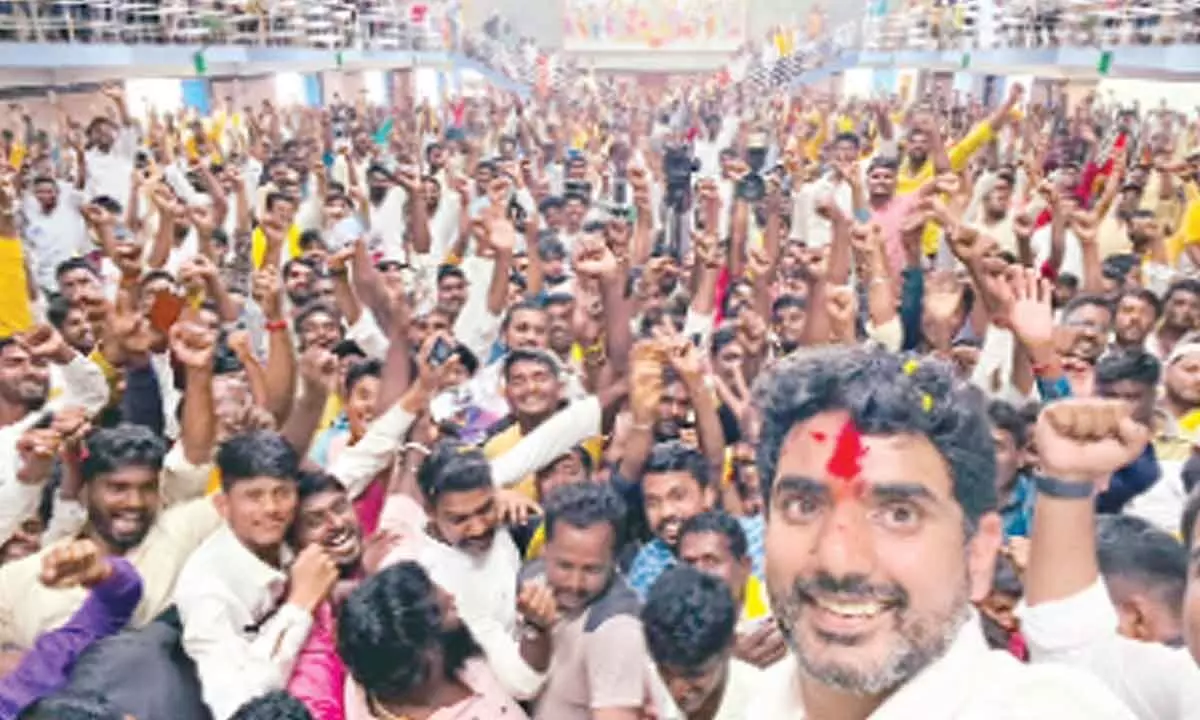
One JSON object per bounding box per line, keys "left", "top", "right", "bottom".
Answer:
{"left": 1020, "top": 398, "right": 1200, "bottom": 720}
{"left": 330, "top": 129, "right": 377, "bottom": 191}
{"left": 790, "top": 133, "right": 868, "bottom": 248}
{"left": 1031, "top": 217, "right": 1084, "bottom": 279}
{"left": 747, "top": 347, "right": 1136, "bottom": 718}
{"left": 0, "top": 327, "right": 109, "bottom": 548}
{"left": 22, "top": 177, "right": 91, "bottom": 294}
{"left": 0, "top": 423, "right": 218, "bottom": 649}
{"left": 83, "top": 87, "right": 138, "bottom": 205}
{"left": 643, "top": 565, "right": 762, "bottom": 720}
{"left": 174, "top": 431, "right": 339, "bottom": 720}
{"left": 364, "top": 165, "right": 409, "bottom": 262}
{"left": 378, "top": 441, "right": 551, "bottom": 700}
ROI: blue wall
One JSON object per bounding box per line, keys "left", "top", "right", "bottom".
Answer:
{"left": 181, "top": 78, "right": 211, "bottom": 115}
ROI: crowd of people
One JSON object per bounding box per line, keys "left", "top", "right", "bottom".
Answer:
{"left": 0, "top": 67, "right": 1199, "bottom": 720}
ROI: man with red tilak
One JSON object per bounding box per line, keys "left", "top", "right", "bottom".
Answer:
{"left": 746, "top": 346, "right": 1137, "bottom": 719}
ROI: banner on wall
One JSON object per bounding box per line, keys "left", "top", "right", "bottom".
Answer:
{"left": 562, "top": 0, "right": 747, "bottom": 52}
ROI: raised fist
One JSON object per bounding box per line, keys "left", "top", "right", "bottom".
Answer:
{"left": 1035, "top": 399, "right": 1151, "bottom": 486}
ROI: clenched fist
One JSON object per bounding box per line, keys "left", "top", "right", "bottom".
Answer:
{"left": 1035, "top": 399, "right": 1151, "bottom": 486}
{"left": 518, "top": 581, "right": 558, "bottom": 632}
{"left": 40, "top": 539, "right": 112, "bottom": 589}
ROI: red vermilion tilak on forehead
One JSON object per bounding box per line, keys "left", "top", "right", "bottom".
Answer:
{"left": 813, "top": 420, "right": 868, "bottom": 501}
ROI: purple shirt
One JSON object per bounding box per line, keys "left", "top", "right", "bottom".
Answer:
{"left": 0, "top": 556, "right": 143, "bottom": 719}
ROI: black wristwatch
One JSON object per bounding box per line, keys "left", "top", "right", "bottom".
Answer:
{"left": 1034, "top": 475, "right": 1096, "bottom": 500}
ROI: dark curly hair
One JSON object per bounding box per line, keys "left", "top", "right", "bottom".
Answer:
{"left": 338, "top": 562, "right": 479, "bottom": 704}
{"left": 987, "top": 399, "right": 1030, "bottom": 450}
{"left": 229, "top": 691, "right": 314, "bottom": 720}
{"left": 542, "top": 481, "right": 627, "bottom": 547}
{"left": 344, "top": 359, "right": 382, "bottom": 395}
{"left": 80, "top": 424, "right": 167, "bottom": 484}
{"left": 416, "top": 440, "right": 493, "bottom": 505}
{"left": 644, "top": 441, "right": 711, "bottom": 488}
{"left": 1095, "top": 349, "right": 1161, "bottom": 388}
{"left": 679, "top": 510, "right": 748, "bottom": 561}
{"left": 642, "top": 565, "right": 737, "bottom": 671}
{"left": 754, "top": 346, "right": 997, "bottom": 532}
{"left": 216, "top": 431, "right": 300, "bottom": 493}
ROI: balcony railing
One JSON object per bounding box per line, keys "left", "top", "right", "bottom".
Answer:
{"left": 0, "top": 0, "right": 459, "bottom": 51}
{"left": 856, "top": 0, "right": 1200, "bottom": 52}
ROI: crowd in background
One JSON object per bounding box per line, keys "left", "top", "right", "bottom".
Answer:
{"left": 2, "top": 51, "right": 1200, "bottom": 720}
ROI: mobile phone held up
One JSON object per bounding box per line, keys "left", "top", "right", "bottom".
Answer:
{"left": 427, "top": 336, "right": 454, "bottom": 367}
{"left": 148, "top": 290, "right": 186, "bottom": 334}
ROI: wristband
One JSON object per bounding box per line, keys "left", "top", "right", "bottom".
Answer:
{"left": 1030, "top": 362, "right": 1055, "bottom": 377}
{"left": 265, "top": 319, "right": 288, "bottom": 333}
{"left": 1034, "top": 474, "right": 1095, "bottom": 499}
{"left": 853, "top": 208, "right": 871, "bottom": 223}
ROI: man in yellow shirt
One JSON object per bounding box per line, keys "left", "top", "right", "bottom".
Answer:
{"left": 898, "top": 83, "right": 1025, "bottom": 255}
{"left": 251, "top": 192, "right": 301, "bottom": 270}
{"left": 0, "top": 176, "right": 31, "bottom": 337}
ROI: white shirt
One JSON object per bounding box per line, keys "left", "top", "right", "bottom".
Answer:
{"left": 367, "top": 186, "right": 410, "bottom": 261}
{"left": 21, "top": 185, "right": 90, "bottom": 290}
{"left": 378, "top": 494, "right": 545, "bottom": 700}
{"left": 1124, "top": 459, "right": 1188, "bottom": 536}
{"left": 328, "top": 400, "right": 418, "bottom": 500}
{"left": 789, "top": 175, "right": 855, "bottom": 248}
{"left": 452, "top": 254, "right": 504, "bottom": 364}
{"left": 84, "top": 128, "right": 138, "bottom": 204}
{"left": 1032, "top": 225, "right": 1083, "bottom": 280}
{"left": 428, "top": 193, "right": 462, "bottom": 263}
{"left": 174, "top": 525, "right": 314, "bottom": 720}
{"left": 0, "top": 354, "right": 109, "bottom": 547}
{"left": 1021, "top": 578, "right": 1200, "bottom": 720}
{"left": 486, "top": 395, "right": 603, "bottom": 488}
{"left": 748, "top": 613, "right": 1138, "bottom": 719}
{"left": 330, "top": 153, "right": 373, "bottom": 191}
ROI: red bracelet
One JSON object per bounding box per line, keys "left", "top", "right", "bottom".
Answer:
{"left": 265, "top": 319, "right": 288, "bottom": 333}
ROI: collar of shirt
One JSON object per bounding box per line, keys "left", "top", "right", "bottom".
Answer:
{"left": 1000, "top": 473, "right": 1035, "bottom": 516}
{"left": 752, "top": 613, "right": 1023, "bottom": 719}
{"left": 207, "top": 525, "right": 291, "bottom": 615}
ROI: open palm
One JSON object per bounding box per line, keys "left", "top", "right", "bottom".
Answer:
{"left": 1007, "top": 268, "right": 1055, "bottom": 350}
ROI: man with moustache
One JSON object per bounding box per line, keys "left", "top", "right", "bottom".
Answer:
{"left": 0, "top": 422, "right": 220, "bottom": 649}
{"left": 375, "top": 441, "right": 556, "bottom": 702}
{"left": 527, "top": 481, "right": 661, "bottom": 720}
{"left": 747, "top": 346, "right": 1138, "bottom": 718}
{"left": 627, "top": 442, "right": 763, "bottom": 600}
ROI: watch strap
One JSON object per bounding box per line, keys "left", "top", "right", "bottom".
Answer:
{"left": 1035, "top": 474, "right": 1096, "bottom": 499}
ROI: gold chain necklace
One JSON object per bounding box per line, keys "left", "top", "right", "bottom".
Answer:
{"left": 367, "top": 694, "right": 413, "bottom": 720}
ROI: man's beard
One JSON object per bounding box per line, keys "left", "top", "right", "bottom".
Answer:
{"left": 654, "top": 421, "right": 681, "bottom": 442}
{"left": 772, "top": 569, "right": 970, "bottom": 696}
{"left": 288, "top": 289, "right": 315, "bottom": 307}
{"left": 16, "top": 381, "right": 49, "bottom": 412}
{"left": 88, "top": 504, "right": 154, "bottom": 553}
{"left": 440, "top": 624, "right": 481, "bottom": 679}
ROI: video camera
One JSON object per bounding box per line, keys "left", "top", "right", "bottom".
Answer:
{"left": 736, "top": 131, "right": 769, "bottom": 202}
{"left": 663, "top": 144, "right": 699, "bottom": 211}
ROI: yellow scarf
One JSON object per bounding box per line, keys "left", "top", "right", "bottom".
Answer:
{"left": 741, "top": 574, "right": 771, "bottom": 622}
{"left": 251, "top": 225, "right": 302, "bottom": 270}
